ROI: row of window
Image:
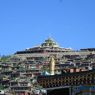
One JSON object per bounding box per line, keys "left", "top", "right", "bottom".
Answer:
{"left": 38, "top": 73, "right": 95, "bottom": 88}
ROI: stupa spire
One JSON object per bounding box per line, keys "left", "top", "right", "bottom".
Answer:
{"left": 49, "top": 56, "right": 55, "bottom": 75}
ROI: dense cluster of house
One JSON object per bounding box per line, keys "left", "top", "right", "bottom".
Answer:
{"left": 0, "top": 38, "right": 95, "bottom": 95}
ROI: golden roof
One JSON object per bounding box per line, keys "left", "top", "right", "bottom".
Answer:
{"left": 41, "top": 37, "right": 59, "bottom": 48}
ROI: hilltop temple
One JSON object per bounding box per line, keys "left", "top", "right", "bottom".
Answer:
{"left": 15, "top": 37, "right": 72, "bottom": 60}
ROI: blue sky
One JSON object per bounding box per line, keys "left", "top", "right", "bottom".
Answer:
{"left": 0, "top": 0, "right": 95, "bottom": 55}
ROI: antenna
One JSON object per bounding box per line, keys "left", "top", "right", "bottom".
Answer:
{"left": 48, "top": 33, "right": 52, "bottom": 39}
